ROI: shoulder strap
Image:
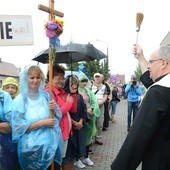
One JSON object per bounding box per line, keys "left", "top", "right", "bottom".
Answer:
{"left": 93, "top": 84, "right": 103, "bottom": 95}
{"left": 94, "top": 89, "right": 99, "bottom": 94}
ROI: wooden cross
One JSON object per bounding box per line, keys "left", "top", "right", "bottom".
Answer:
{"left": 38, "top": 3, "right": 64, "bottom": 20}
{"left": 38, "top": 1, "right": 64, "bottom": 170}
{"left": 38, "top": 0, "right": 64, "bottom": 117}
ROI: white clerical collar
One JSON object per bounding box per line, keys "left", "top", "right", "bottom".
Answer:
{"left": 139, "top": 73, "right": 170, "bottom": 105}
{"left": 151, "top": 73, "right": 170, "bottom": 88}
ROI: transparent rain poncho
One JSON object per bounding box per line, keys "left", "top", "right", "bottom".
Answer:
{"left": 11, "top": 65, "right": 63, "bottom": 170}
{"left": 0, "top": 90, "right": 18, "bottom": 170}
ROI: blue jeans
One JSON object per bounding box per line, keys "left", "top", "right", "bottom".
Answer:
{"left": 111, "top": 101, "right": 118, "bottom": 115}
{"left": 127, "top": 101, "right": 139, "bottom": 128}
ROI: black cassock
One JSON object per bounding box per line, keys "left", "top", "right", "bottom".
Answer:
{"left": 111, "top": 71, "right": 170, "bottom": 170}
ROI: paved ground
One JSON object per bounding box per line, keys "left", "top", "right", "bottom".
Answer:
{"left": 75, "top": 99, "right": 141, "bottom": 170}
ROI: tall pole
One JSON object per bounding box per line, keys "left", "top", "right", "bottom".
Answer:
{"left": 38, "top": 2, "right": 64, "bottom": 170}
{"left": 96, "top": 39, "right": 109, "bottom": 71}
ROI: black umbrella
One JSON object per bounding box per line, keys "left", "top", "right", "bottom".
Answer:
{"left": 32, "top": 43, "right": 107, "bottom": 64}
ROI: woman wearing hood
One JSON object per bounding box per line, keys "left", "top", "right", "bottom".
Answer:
{"left": 77, "top": 74, "right": 101, "bottom": 168}
{"left": 11, "top": 65, "right": 63, "bottom": 170}
{"left": 2, "top": 77, "right": 19, "bottom": 99}
{"left": 1, "top": 77, "right": 20, "bottom": 169}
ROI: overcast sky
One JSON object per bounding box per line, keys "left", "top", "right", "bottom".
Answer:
{"left": 1, "top": 0, "right": 170, "bottom": 82}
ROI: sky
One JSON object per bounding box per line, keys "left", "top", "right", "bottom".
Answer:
{"left": 1, "top": 0, "right": 170, "bottom": 82}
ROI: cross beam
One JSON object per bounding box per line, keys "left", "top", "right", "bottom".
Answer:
{"left": 38, "top": 4, "right": 64, "bottom": 18}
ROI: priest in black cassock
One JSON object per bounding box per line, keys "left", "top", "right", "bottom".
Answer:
{"left": 111, "top": 44, "right": 170, "bottom": 170}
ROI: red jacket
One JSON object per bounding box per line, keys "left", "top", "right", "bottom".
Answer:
{"left": 45, "top": 86, "right": 72, "bottom": 140}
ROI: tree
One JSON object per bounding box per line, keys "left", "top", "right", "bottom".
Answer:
{"left": 134, "top": 64, "right": 142, "bottom": 81}
{"left": 102, "top": 59, "right": 110, "bottom": 78}
{"left": 66, "top": 62, "right": 79, "bottom": 71}
{"left": 66, "top": 60, "right": 109, "bottom": 80}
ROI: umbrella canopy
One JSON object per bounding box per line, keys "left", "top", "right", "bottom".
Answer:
{"left": 32, "top": 43, "right": 107, "bottom": 64}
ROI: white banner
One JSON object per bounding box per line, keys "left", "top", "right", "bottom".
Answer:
{"left": 0, "top": 15, "right": 34, "bottom": 46}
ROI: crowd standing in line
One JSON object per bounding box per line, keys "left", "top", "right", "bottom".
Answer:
{"left": 111, "top": 44, "right": 170, "bottom": 170}
{"left": 1, "top": 62, "right": 132, "bottom": 170}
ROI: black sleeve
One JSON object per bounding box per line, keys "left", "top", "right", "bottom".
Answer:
{"left": 140, "top": 71, "right": 154, "bottom": 89}
{"left": 111, "top": 86, "right": 168, "bottom": 170}
{"left": 105, "top": 83, "right": 111, "bottom": 95}
{"left": 78, "top": 94, "right": 90, "bottom": 122}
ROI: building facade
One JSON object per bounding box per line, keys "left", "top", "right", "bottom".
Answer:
{"left": 0, "top": 58, "right": 20, "bottom": 87}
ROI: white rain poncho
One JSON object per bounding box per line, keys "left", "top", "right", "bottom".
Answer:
{"left": 11, "top": 65, "right": 63, "bottom": 170}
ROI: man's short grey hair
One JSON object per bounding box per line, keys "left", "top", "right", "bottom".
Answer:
{"left": 158, "top": 46, "right": 170, "bottom": 61}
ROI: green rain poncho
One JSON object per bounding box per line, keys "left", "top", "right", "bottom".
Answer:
{"left": 78, "top": 74, "right": 101, "bottom": 146}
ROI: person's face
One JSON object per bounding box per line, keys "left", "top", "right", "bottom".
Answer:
{"left": 52, "top": 73, "right": 64, "bottom": 89}
{"left": 28, "top": 70, "right": 42, "bottom": 93}
{"left": 4, "top": 84, "right": 17, "bottom": 99}
{"left": 94, "top": 76, "right": 101, "bottom": 83}
{"left": 69, "top": 77, "right": 78, "bottom": 93}
{"left": 107, "top": 77, "right": 111, "bottom": 83}
{"left": 79, "top": 80, "right": 87, "bottom": 88}
{"left": 147, "top": 50, "right": 164, "bottom": 81}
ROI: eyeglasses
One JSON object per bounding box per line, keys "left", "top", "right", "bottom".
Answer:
{"left": 148, "top": 59, "right": 163, "bottom": 64}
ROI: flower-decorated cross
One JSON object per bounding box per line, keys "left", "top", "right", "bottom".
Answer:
{"left": 38, "top": 3, "right": 63, "bottom": 169}
{"left": 45, "top": 18, "right": 64, "bottom": 48}
{"left": 38, "top": 0, "right": 64, "bottom": 118}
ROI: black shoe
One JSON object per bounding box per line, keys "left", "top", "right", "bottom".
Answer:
{"left": 102, "top": 127, "right": 107, "bottom": 131}
{"left": 89, "top": 149, "right": 93, "bottom": 154}
{"left": 127, "top": 126, "right": 130, "bottom": 132}
{"left": 95, "top": 140, "right": 103, "bottom": 145}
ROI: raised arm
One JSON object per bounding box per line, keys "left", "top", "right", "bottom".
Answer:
{"left": 133, "top": 44, "right": 148, "bottom": 74}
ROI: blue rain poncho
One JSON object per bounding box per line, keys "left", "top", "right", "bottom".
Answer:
{"left": 0, "top": 90, "right": 18, "bottom": 170}
{"left": 0, "top": 90, "right": 12, "bottom": 122}
{"left": 11, "top": 65, "right": 63, "bottom": 170}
